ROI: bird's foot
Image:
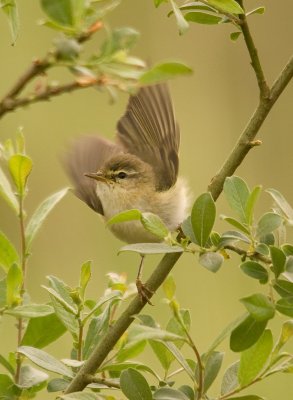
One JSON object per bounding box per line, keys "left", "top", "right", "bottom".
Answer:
{"left": 136, "top": 279, "right": 154, "bottom": 306}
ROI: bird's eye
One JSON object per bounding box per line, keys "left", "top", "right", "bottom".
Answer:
{"left": 117, "top": 171, "right": 127, "bottom": 179}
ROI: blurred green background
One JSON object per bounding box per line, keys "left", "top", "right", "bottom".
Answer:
{"left": 0, "top": 0, "right": 293, "bottom": 398}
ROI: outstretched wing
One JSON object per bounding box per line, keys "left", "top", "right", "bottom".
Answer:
{"left": 64, "top": 136, "right": 122, "bottom": 214}
{"left": 116, "top": 83, "right": 180, "bottom": 191}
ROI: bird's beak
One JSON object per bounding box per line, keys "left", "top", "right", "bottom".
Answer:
{"left": 84, "top": 172, "right": 108, "bottom": 183}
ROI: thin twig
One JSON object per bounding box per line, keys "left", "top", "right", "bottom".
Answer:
{"left": 87, "top": 375, "right": 121, "bottom": 389}
{"left": 208, "top": 54, "right": 293, "bottom": 200}
{"left": 224, "top": 244, "right": 271, "bottom": 264}
{"left": 238, "top": 1, "right": 270, "bottom": 98}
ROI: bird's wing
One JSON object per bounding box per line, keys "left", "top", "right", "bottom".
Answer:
{"left": 64, "top": 136, "right": 122, "bottom": 214}
{"left": 116, "top": 83, "right": 180, "bottom": 191}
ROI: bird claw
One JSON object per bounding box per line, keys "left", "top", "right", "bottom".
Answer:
{"left": 136, "top": 279, "right": 154, "bottom": 306}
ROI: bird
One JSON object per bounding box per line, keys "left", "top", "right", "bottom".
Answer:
{"left": 64, "top": 83, "right": 189, "bottom": 302}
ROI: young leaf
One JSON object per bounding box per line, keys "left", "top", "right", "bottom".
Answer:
{"left": 18, "top": 364, "right": 48, "bottom": 389}
{"left": 47, "top": 378, "right": 68, "bottom": 392}
{"left": 126, "top": 324, "right": 186, "bottom": 345}
{"left": 150, "top": 340, "right": 174, "bottom": 371}
{"left": 107, "top": 209, "right": 142, "bottom": 226}
{"left": 17, "top": 346, "right": 73, "bottom": 378}
{"left": 246, "top": 7, "right": 265, "bottom": 17}
{"left": 240, "top": 294, "right": 275, "bottom": 322}
{"left": 140, "top": 62, "right": 192, "bottom": 84}
{"left": 163, "top": 275, "right": 176, "bottom": 300}
{"left": 0, "top": 167, "right": 19, "bottom": 213}
{"left": 273, "top": 280, "right": 293, "bottom": 298}
{"left": 203, "top": 351, "right": 224, "bottom": 392}
{"left": 117, "top": 341, "right": 147, "bottom": 363}
{"left": 240, "top": 261, "right": 268, "bottom": 284}
{"left": 42, "top": 286, "right": 77, "bottom": 315}
{"left": 223, "top": 176, "right": 250, "bottom": 223}
{"left": 1, "top": 0, "right": 19, "bottom": 44}
{"left": 207, "top": 0, "right": 244, "bottom": 14}
{"left": 120, "top": 368, "right": 152, "bottom": 400}
{"left": 185, "top": 12, "right": 222, "bottom": 24}
{"left": 221, "top": 216, "right": 250, "bottom": 235}
{"left": 245, "top": 185, "right": 262, "bottom": 225}
{"left": 169, "top": 0, "right": 189, "bottom": 35}
{"left": 230, "top": 31, "right": 242, "bottom": 41}
{"left": 228, "top": 396, "right": 264, "bottom": 400}
{"left": 256, "top": 213, "right": 283, "bottom": 238}
{"left": 119, "top": 243, "right": 184, "bottom": 255}
{"left": 218, "top": 230, "right": 250, "bottom": 248}
{"left": 191, "top": 192, "right": 216, "bottom": 247}
{"left": 266, "top": 188, "right": 293, "bottom": 220}
{"left": 5, "top": 304, "right": 54, "bottom": 318}
{"left": 141, "top": 212, "right": 170, "bottom": 239}
{"left": 230, "top": 315, "right": 267, "bottom": 352}
{"left": 6, "top": 263, "right": 22, "bottom": 306}
{"left": 25, "top": 188, "right": 69, "bottom": 251}
{"left": 0, "top": 354, "right": 15, "bottom": 375}
{"left": 83, "top": 309, "right": 110, "bottom": 359}
{"left": 21, "top": 313, "right": 67, "bottom": 348}
{"left": 160, "top": 341, "right": 195, "bottom": 381}
{"left": 199, "top": 252, "right": 224, "bottom": 273}
{"left": 238, "top": 330, "right": 273, "bottom": 387}
{"left": 221, "top": 361, "right": 239, "bottom": 395}
{"left": 276, "top": 297, "right": 293, "bottom": 318}
{"left": 40, "top": 0, "right": 87, "bottom": 28}
{"left": 274, "top": 320, "right": 293, "bottom": 352}
{"left": 8, "top": 154, "right": 32, "bottom": 196}
{"left": 270, "top": 246, "right": 286, "bottom": 278}
{"left": 79, "top": 260, "right": 91, "bottom": 300}
{"left": 181, "top": 216, "right": 197, "bottom": 244}
{"left": 153, "top": 387, "right": 190, "bottom": 400}
{"left": 0, "top": 231, "right": 19, "bottom": 273}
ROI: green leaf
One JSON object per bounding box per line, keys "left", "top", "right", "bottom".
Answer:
{"left": 119, "top": 243, "right": 184, "bottom": 255}
{"left": 117, "top": 340, "right": 146, "bottom": 363}
{"left": 240, "top": 261, "right": 268, "bottom": 284}
{"left": 18, "top": 364, "right": 48, "bottom": 389}
{"left": 185, "top": 12, "right": 222, "bottom": 24}
{"left": 153, "top": 387, "right": 190, "bottom": 400}
{"left": 154, "top": 0, "right": 168, "bottom": 7}
{"left": 6, "top": 263, "right": 22, "bottom": 306}
{"left": 127, "top": 324, "right": 186, "bottom": 345}
{"left": 223, "top": 176, "right": 250, "bottom": 223}
{"left": 101, "top": 361, "right": 159, "bottom": 380}
{"left": 282, "top": 244, "right": 293, "bottom": 256}
{"left": 8, "top": 154, "right": 32, "bottom": 196}
{"left": 47, "top": 378, "right": 68, "bottom": 392}
{"left": 181, "top": 216, "right": 197, "bottom": 244}
{"left": 206, "top": 0, "right": 244, "bottom": 14}
{"left": 82, "top": 291, "right": 121, "bottom": 325}
{"left": 246, "top": 7, "right": 265, "bottom": 17}
{"left": 0, "top": 278, "right": 6, "bottom": 308}
{"left": 0, "top": 374, "right": 20, "bottom": 398}
{"left": 5, "top": 304, "right": 54, "bottom": 318}
{"left": 161, "top": 341, "right": 195, "bottom": 381}
{"left": 191, "top": 192, "right": 216, "bottom": 247}
{"left": 0, "top": 0, "right": 19, "bottom": 44}
{"left": 238, "top": 330, "right": 273, "bottom": 387}
{"left": 221, "top": 361, "right": 239, "bottom": 395}
{"left": 266, "top": 188, "right": 293, "bottom": 220}
{"left": 107, "top": 209, "right": 141, "bottom": 226}
{"left": 245, "top": 185, "right": 262, "bottom": 225}
{"left": 21, "top": 313, "right": 67, "bottom": 348}
{"left": 25, "top": 188, "right": 69, "bottom": 251}
{"left": 163, "top": 275, "right": 176, "bottom": 300}
{"left": 270, "top": 246, "right": 286, "bottom": 278}
{"left": 256, "top": 212, "right": 283, "bottom": 238}
{"left": 79, "top": 260, "right": 91, "bottom": 300}
{"left": 0, "top": 166, "right": 19, "bottom": 213}
{"left": 276, "top": 297, "right": 293, "bottom": 317}
{"left": 230, "top": 315, "right": 267, "bottom": 352}
{"left": 218, "top": 230, "right": 251, "bottom": 248}
{"left": 140, "top": 62, "right": 192, "bottom": 84}
{"left": 0, "top": 354, "right": 15, "bottom": 375}
{"left": 203, "top": 351, "right": 224, "bottom": 392}
{"left": 228, "top": 396, "right": 264, "bottom": 400}
{"left": 120, "top": 368, "right": 152, "bottom": 400}
{"left": 141, "top": 212, "right": 170, "bottom": 239}
{"left": 150, "top": 340, "right": 174, "bottom": 371}
{"left": 240, "top": 294, "right": 275, "bottom": 321}
{"left": 169, "top": 0, "right": 189, "bottom": 35}
{"left": 230, "top": 31, "right": 242, "bottom": 41}
{"left": 17, "top": 346, "right": 73, "bottom": 378}
{"left": 44, "top": 276, "right": 79, "bottom": 336}
{"left": 221, "top": 216, "right": 250, "bottom": 235}
{"left": 40, "top": 0, "right": 87, "bottom": 28}
{"left": 0, "top": 231, "right": 19, "bottom": 273}
{"left": 199, "top": 252, "right": 224, "bottom": 273}
{"left": 273, "top": 280, "right": 293, "bottom": 298}
{"left": 83, "top": 308, "right": 111, "bottom": 359}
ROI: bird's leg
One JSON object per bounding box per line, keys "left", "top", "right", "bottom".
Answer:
{"left": 136, "top": 255, "right": 154, "bottom": 305}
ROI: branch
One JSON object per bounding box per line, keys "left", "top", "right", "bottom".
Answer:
{"left": 208, "top": 54, "right": 293, "bottom": 200}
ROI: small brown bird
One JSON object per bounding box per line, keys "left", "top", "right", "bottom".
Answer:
{"left": 64, "top": 83, "right": 188, "bottom": 301}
